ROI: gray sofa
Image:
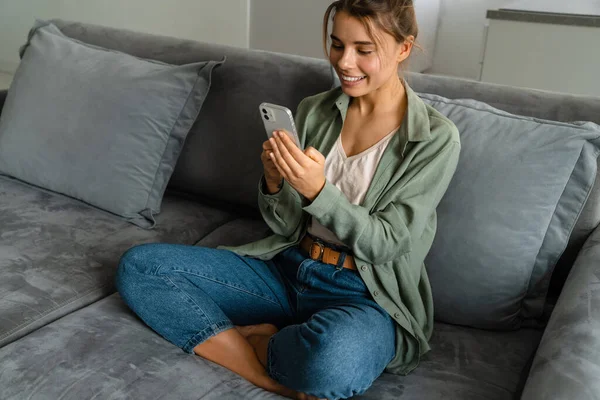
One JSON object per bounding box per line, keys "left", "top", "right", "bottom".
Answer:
{"left": 0, "top": 19, "right": 599, "bottom": 400}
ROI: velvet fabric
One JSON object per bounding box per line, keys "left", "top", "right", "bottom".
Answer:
{"left": 0, "top": 176, "right": 237, "bottom": 348}
{"left": 0, "top": 291, "right": 541, "bottom": 400}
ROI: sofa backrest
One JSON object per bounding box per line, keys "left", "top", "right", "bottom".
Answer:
{"left": 51, "top": 19, "right": 598, "bottom": 299}
{"left": 51, "top": 19, "right": 334, "bottom": 215}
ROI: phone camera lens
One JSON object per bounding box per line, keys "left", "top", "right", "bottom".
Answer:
{"left": 264, "top": 115, "right": 270, "bottom": 120}
{"left": 262, "top": 109, "right": 268, "bottom": 114}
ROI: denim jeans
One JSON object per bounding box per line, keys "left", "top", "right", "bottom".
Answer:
{"left": 115, "top": 243, "right": 396, "bottom": 399}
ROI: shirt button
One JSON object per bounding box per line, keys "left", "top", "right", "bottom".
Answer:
{"left": 394, "top": 313, "right": 401, "bottom": 319}
{"left": 268, "top": 199, "right": 275, "bottom": 205}
{"left": 373, "top": 291, "right": 380, "bottom": 297}
{"left": 360, "top": 265, "right": 368, "bottom": 271}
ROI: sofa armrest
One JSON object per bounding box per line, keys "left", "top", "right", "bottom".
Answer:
{"left": 521, "top": 226, "right": 600, "bottom": 400}
{"left": 0, "top": 89, "right": 7, "bottom": 117}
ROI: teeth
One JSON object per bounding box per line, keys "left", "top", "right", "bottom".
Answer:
{"left": 342, "top": 75, "right": 365, "bottom": 82}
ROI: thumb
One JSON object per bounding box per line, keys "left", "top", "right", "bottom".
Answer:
{"left": 304, "top": 147, "right": 325, "bottom": 164}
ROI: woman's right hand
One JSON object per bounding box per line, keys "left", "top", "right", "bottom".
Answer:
{"left": 261, "top": 136, "right": 283, "bottom": 193}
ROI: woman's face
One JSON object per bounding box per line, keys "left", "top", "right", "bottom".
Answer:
{"left": 329, "top": 11, "right": 410, "bottom": 97}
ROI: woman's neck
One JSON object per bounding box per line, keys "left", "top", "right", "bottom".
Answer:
{"left": 351, "top": 75, "right": 406, "bottom": 116}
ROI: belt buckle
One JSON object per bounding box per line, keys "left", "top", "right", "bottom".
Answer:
{"left": 310, "top": 240, "right": 325, "bottom": 262}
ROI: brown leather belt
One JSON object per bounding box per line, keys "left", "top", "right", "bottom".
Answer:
{"left": 299, "top": 235, "right": 357, "bottom": 270}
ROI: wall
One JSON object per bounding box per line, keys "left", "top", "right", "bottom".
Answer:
{"left": 430, "top": 0, "right": 513, "bottom": 79}
{"left": 481, "top": 19, "right": 600, "bottom": 96}
{"left": 0, "top": 0, "right": 250, "bottom": 73}
{"left": 250, "top": 0, "right": 441, "bottom": 73}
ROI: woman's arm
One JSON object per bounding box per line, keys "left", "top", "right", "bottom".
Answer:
{"left": 304, "top": 137, "right": 460, "bottom": 265}
{"left": 257, "top": 175, "right": 305, "bottom": 238}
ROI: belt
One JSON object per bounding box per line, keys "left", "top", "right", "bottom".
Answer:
{"left": 299, "top": 235, "right": 357, "bottom": 270}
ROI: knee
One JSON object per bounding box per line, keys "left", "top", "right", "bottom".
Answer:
{"left": 115, "top": 243, "right": 162, "bottom": 294}
{"left": 270, "top": 329, "right": 377, "bottom": 398}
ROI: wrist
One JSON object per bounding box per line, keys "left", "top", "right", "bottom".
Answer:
{"left": 305, "top": 179, "right": 326, "bottom": 202}
{"left": 264, "top": 177, "right": 283, "bottom": 194}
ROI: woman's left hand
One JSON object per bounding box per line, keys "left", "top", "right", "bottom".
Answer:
{"left": 268, "top": 130, "right": 326, "bottom": 202}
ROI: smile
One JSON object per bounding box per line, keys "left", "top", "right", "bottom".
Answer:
{"left": 341, "top": 74, "right": 366, "bottom": 82}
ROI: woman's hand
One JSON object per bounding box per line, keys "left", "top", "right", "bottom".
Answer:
{"left": 261, "top": 137, "right": 283, "bottom": 193}
{"left": 268, "top": 130, "right": 326, "bottom": 202}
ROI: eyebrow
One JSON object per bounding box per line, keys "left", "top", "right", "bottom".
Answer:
{"left": 330, "top": 34, "right": 374, "bottom": 46}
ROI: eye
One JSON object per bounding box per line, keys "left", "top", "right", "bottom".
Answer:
{"left": 331, "top": 43, "right": 343, "bottom": 50}
{"left": 358, "top": 49, "right": 374, "bottom": 55}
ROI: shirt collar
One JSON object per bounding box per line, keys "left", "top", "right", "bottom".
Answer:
{"left": 332, "top": 80, "right": 432, "bottom": 142}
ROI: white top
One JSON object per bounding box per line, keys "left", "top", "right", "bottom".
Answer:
{"left": 307, "top": 126, "right": 399, "bottom": 246}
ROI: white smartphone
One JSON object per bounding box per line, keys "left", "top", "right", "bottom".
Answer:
{"left": 259, "top": 102, "right": 303, "bottom": 149}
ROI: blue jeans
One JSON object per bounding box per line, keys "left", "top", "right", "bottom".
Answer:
{"left": 115, "top": 244, "right": 395, "bottom": 399}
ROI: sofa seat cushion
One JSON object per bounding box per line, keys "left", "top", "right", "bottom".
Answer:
{"left": 0, "top": 294, "right": 542, "bottom": 400}
{"left": 0, "top": 176, "right": 236, "bottom": 348}
{"left": 362, "top": 323, "right": 542, "bottom": 400}
{"left": 194, "top": 217, "right": 272, "bottom": 249}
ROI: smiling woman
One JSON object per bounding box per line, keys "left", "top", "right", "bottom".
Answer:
{"left": 116, "top": 1, "right": 461, "bottom": 399}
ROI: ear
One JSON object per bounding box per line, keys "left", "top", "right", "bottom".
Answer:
{"left": 397, "top": 35, "right": 414, "bottom": 63}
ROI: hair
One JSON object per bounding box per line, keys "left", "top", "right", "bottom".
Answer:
{"left": 322, "top": 0, "right": 420, "bottom": 64}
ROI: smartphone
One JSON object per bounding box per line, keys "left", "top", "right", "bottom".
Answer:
{"left": 259, "top": 102, "right": 303, "bottom": 149}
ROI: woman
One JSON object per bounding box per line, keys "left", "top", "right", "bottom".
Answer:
{"left": 116, "top": 1, "right": 460, "bottom": 399}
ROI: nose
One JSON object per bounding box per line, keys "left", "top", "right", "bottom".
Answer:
{"left": 338, "top": 49, "right": 355, "bottom": 70}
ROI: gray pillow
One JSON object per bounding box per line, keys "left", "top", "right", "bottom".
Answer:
{"left": 0, "top": 21, "right": 222, "bottom": 228}
{"left": 420, "top": 92, "right": 600, "bottom": 330}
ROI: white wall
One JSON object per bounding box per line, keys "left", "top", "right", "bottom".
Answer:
{"left": 430, "top": 0, "right": 513, "bottom": 79}
{"left": 0, "top": 0, "right": 250, "bottom": 74}
{"left": 481, "top": 19, "right": 600, "bottom": 96}
{"left": 250, "top": 0, "right": 441, "bottom": 73}
{"left": 250, "top": 0, "right": 326, "bottom": 60}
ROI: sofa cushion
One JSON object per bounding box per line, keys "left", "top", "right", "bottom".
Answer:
{"left": 0, "top": 293, "right": 542, "bottom": 400}
{"left": 194, "top": 217, "right": 272, "bottom": 249}
{"left": 0, "top": 21, "right": 221, "bottom": 228}
{"left": 0, "top": 176, "right": 237, "bottom": 348}
{"left": 48, "top": 19, "right": 335, "bottom": 212}
{"left": 420, "top": 93, "right": 600, "bottom": 329}
{"left": 404, "top": 72, "right": 600, "bottom": 303}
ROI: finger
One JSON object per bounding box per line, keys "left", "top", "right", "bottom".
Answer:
{"left": 276, "top": 131, "right": 309, "bottom": 166}
{"left": 274, "top": 132, "right": 305, "bottom": 176}
{"left": 262, "top": 140, "right": 273, "bottom": 151}
{"left": 304, "top": 146, "right": 325, "bottom": 164}
{"left": 269, "top": 138, "right": 294, "bottom": 179}
{"left": 269, "top": 150, "right": 288, "bottom": 181}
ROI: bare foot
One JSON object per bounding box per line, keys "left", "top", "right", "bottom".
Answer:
{"left": 235, "top": 323, "right": 279, "bottom": 338}
{"left": 235, "top": 324, "right": 279, "bottom": 368}
{"left": 234, "top": 325, "right": 327, "bottom": 399}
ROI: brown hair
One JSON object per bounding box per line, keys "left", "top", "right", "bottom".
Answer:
{"left": 323, "top": 0, "right": 420, "bottom": 61}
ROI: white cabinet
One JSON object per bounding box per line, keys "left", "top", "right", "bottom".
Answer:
{"left": 480, "top": 7, "right": 600, "bottom": 96}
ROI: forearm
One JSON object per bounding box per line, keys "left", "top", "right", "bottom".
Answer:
{"left": 303, "top": 181, "right": 410, "bottom": 264}
{"left": 258, "top": 176, "right": 304, "bottom": 238}
{"left": 303, "top": 142, "right": 460, "bottom": 265}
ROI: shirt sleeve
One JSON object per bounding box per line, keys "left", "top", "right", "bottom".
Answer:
{"left": 303, "top": 133, "right": 460, "bottom": 265}
{"left": 257, "top": 175, "right": 304, "bottom": 238}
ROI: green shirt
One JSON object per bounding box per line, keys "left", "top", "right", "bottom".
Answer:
{"left": 219, "top": 83, "right": 460, "bottom": 375}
